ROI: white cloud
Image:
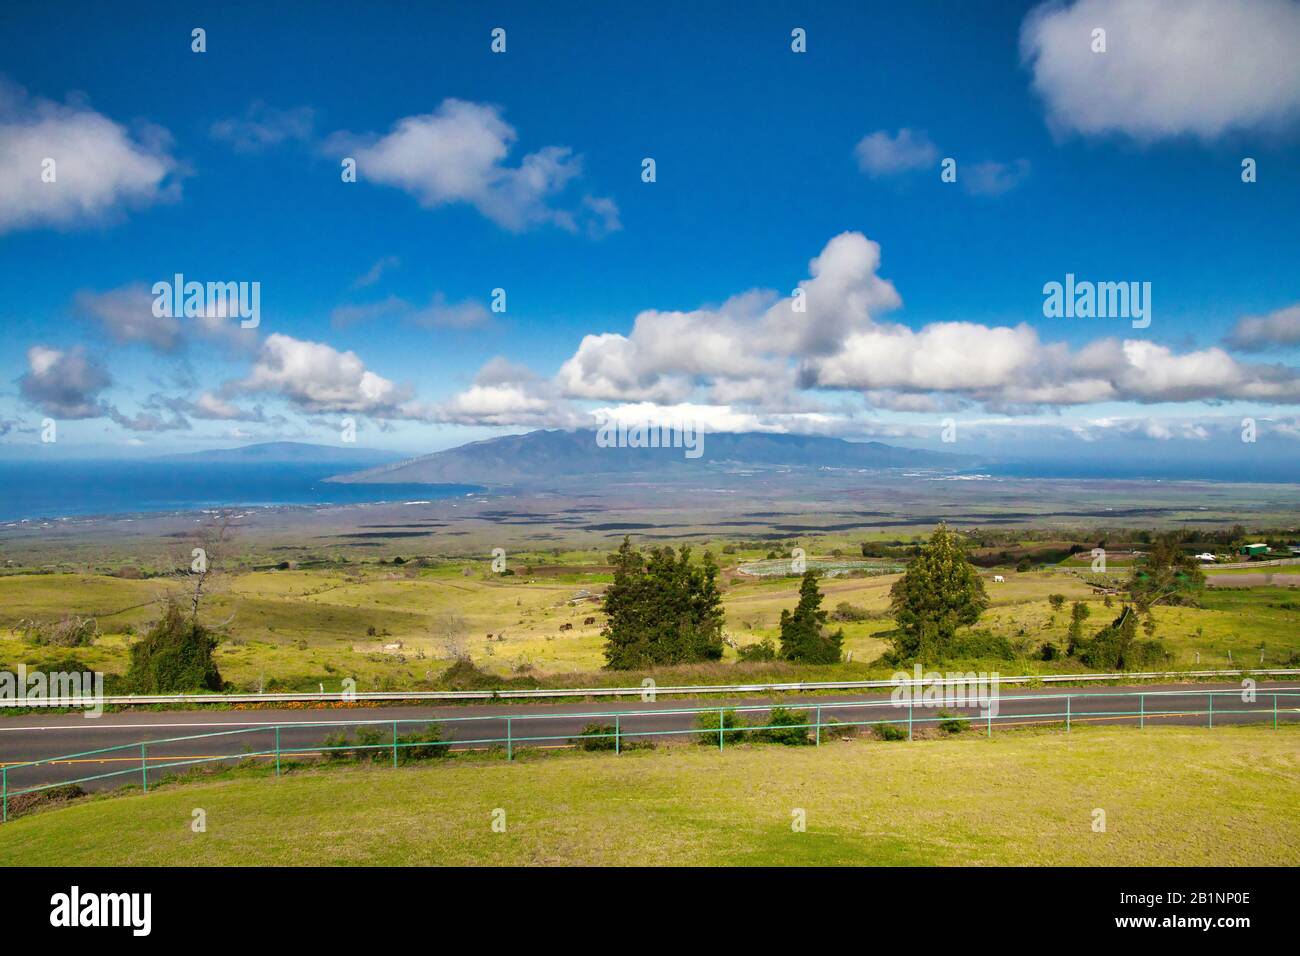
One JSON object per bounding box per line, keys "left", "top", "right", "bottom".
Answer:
{"left": 233, "top": 333, "right": 410, "bottom": 414}
{"left": 854, "top": 128, "right": 938, "bottom": 176}
{"left": 76, "top": 283, "right": 258, "bottom": 356}
{"left": 1021, "top": 0, "right": 1300, "bottom": 141}
{"left": 0, "top": 81, "right": 179, "bottom": 233}
{"left": 210, "top": 101, "right": 314, "bottom": 152}
{"left": 19, "top": 345, "right": 111, "bottom": 418}
{"left": 76, "top": 284, "right": 182, "bottom": 352}
{"left": 352, "top": 256, "right": 401, "bottom": 289}
{"left": 1225, "top": 304, "right": 1300, "bottom": 352}
{"left": 330, "top": 292, "right": 492, "bottom": 331}
{"left": 963, "top": 159, "right": 1031, "bottom": 196}
{"left": 330, "top": 99, "right": 614, "bottom": 233}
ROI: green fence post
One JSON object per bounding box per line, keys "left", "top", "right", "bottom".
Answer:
{"left": 506, "top": 717, "right": 513, "bottom": 761}
{"left": 392, "top": 721, "right": 398, "bottom": 768}
{"left": 1274, "top": 694, "right": 1279, "bottom": 730}
{"left": 1208, "top": 692, "right": 1214, "bottom": 729}
{"left": 1140, "top": 693, "right": 1145, "bottom": 729}
{"left": 718, "top": 709, "right": 724, "bottom": 751}
{"left": 141, "top": 742, "right": 148, "bottom": 793}
{"left": 908, "top": 700, "right": 913, "bottom": 741}
{"left": 815, "top": 705, "right": 821, "bottom": 746}
{"left": 987, "top": 708, "right": 992, "bottom": 738}
{"left": 275, "top": 726, "right": 281, "bottom": 776}
{"left": 1066, "top": 695, "right": 1071, "bottom": 733}
{"left": 614, "top": 715, "right": 620, "bottom": 754}
{"left": 2, "top": 766, "right": 7, "bottom": 823}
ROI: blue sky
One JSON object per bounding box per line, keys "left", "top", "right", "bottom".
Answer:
{"left": 2, "top": 0, "right": 1299, "bottom": 467}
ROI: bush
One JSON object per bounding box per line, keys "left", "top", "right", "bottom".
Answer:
{"left": 1039, "top": 642, "right": 1060, "bottom": 661}
{"left": 937, "top": 710, "right": 970, "bottom": 734}
{"left": 875, "top": 721, "right": 908, "bottom": 741}
{"left": 574, "top": 723, "right": 618, "bottom": 751}
{"left": 737, "top": 638, "right": 776, "bottom": 662}
{"left": 752, "top": 706, "right": 812, "bottom": 745}
{"left": 396, "top": 723, "right": 449, "bottom": 762}
{"left": 19, "top": 616, "right": 98, "bottom": 647}
{"left": 947, "top": 630, "right": 1017, "bottom": 660}
{"left": 125, "top": 602, "right": 223, "bottom": 693}
{"left": 696, "top": 708, "right": 748, "bottom": 745}
{"left": 830, "top": 601, "right": 871, "bottom": 623}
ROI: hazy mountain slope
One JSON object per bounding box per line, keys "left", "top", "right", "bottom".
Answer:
{"left": 154, "top": 442, "right": 404, "bottom": 465}
{"left": 329, "top": 429, "right": 970, "bottom": 486}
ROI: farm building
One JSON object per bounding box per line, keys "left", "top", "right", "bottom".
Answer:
{"left": 1239, "top": 543, "right": 1270, "bottom": 557}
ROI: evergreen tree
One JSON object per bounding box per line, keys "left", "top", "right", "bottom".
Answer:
{"left": 888, "top": 524, "right": 988, "bottom": 660}
{"left": 1066, "top": 601, "right": 1091, "bottom": 655}
{"left": 778, "top": 571, "right": 844, "bottom": 664}
{"left": 602, "top": 537, "right": 725, "bottom": 669}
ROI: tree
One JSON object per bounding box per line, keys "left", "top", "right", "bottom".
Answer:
{"left": 602, "top": 537, "right": 725, "bottom": 669}
{"left": 1048, "top": 594, "right": 1066, "bottom": 612}
{"left": 778, "top": 571, "right": 844, "bottom": 664}
{"left": 1067, "top": 601, "right": 1091, "bottom": 655}
{"left": 1129, "top": 532, "right": 1204, "bottom": 611}
{"left": 1073, "top": 605, "right": 1167, "bottom": 670}
{"left": 888, "top": 524, "right": 988, "bottom": 660}
{"left": 125, "top": 601, "right": 223, "bottom": 693}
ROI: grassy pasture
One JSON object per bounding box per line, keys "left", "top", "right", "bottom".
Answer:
{"left": 1, "top": 724, "right": 1295, "bottom": 866}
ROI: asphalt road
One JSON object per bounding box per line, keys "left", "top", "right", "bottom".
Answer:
{"left": 2, "top": 681, "right": 1298, "bottom": 797}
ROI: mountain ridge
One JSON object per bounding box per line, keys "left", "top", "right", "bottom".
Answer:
{"left": 328, "top": 429, "right": 973, "bottom": 486}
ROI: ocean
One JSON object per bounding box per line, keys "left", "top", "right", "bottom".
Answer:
{"left": 0, "top": 461, "right": 481, "bottom": 522}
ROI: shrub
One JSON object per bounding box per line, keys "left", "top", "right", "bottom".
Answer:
{"left": 396, "top": 723, "right": 449, "bottom": 762}
{"left": 875, "top": 721, "right": 908, "bottom": 741}
{"left": 696, "top": 708, "right": 747, "bottom": 745}
{"left": 574, "top": 723, "right": 618, "bottom": 751}
{"left": 737, "top": 638, "right": 776, "bottom": 662}
{"left": 831, "top": 601, "right": 871, "bottom": 623}
{"left": 753, "top": 706, "right": 812, "bottom": 745}
{"left": 937, "top": 710, "right": 970, "bottom": 734}
{"left": 125, "top": 602, "right": 223, "bottom": 693}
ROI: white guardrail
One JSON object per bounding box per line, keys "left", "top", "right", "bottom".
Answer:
{"left": 3, "top": 668, "right": 1298, "bottom": 708}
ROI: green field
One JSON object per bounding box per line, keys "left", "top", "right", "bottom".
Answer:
{"left": 2, "top": 551, "right": 1298, "bottom": 693}
{"left": 2, "top": 724, "right": 1296, "bottom": 866}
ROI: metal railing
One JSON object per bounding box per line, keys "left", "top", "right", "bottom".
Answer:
{"left": 2, "top": 667, "right": 1296, "bottom": 708}
{"left": 3, "top": 688, "right": 1296, "bottom": 823}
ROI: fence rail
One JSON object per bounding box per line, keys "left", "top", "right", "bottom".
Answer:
{"left": 3, "top": 667, "right": 1297, "bottom": 708}
{"left": 3, "top": 688, "right": 1297, "bottom": 823}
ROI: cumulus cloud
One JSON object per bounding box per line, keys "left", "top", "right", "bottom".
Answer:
{"left": 328, "top": 99, "right": 615, "bottom": 233}
{"left": 1225, "top": 304, "right": 1300, "bottom": 352}
{"left": 231, "top": 333, "right": 414, "bottom": 415}
{"left": 18, "top": 345, "right": 111, "bottom": 418}
{"left": 0, "top": 80, "right": 180, "bottom": 233}
{"left": 442, "top": 230, "right": 1300, "bottom": 430}
{"left": 1020, "top": 0, "right": 1300, "bottom": 141}
{"left": 854, "top": 128, "right": 938, "bottom": 176}
{"left": 75, "top": 283, "right": 258, "bottom": 356}
{"left": 76, "top": 283, "right": 182, "bottom": 352}
{"left": 557, "top": 232, "right": 903, "bottom": 404}
{"left": 210, "top": 101, "right": 314, "bottom": 152}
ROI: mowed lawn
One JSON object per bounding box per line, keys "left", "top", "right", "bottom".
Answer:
{"left": 2, "top": 725, "right": 1296, "bottom": 866}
